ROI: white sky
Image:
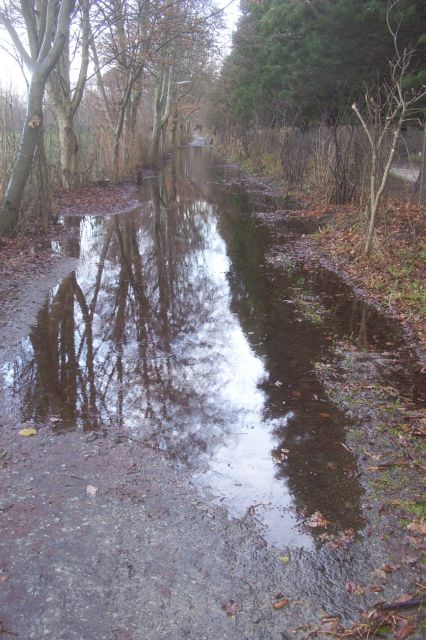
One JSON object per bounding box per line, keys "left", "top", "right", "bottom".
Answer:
{"left": 221, "top": 0, "right": 240, "bottom": 33}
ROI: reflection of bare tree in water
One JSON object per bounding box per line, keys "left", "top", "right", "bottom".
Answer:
{"left": 16, "top": 221, "right": 115, "bottom": 430}
{"left": 11, "top": 165, "right": 226, "bottom": 459}
{"left": 20, "top": 274, "right": 79, "bottom": 427}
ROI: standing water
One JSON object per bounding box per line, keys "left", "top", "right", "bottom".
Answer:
{"left": 2, "top": 145, "right": 423, "bottom": 550}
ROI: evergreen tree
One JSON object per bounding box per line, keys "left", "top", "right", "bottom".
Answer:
{"left": 221, "top": 0, "right": 426, "bottom": 125}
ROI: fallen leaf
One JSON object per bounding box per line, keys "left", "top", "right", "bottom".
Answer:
{"left": 19, "top": 428, "right": 37, "bottom": 437}
{"left": 382, "top": 563, "right": 400, "bottom": 574}
{"left": 327, "top": 462, "right": 338, "bottom": 470}
{"left": 370, "top": 584, "right": 384, "bottom": 593}
{"left": 86, "top": 484, "right": 98, "bottom": 497}
{"left": 49, "top": 417, "right": 61, "bottom": 423}
{"left": 279, "top": 555, "right": 290, "bottom": 564}
{"left": 273, "top": 598, "right": 290, "bottom": 609}
{"left": 222, "top": 600, "right": 241, "bottom": 617}
{"left": 395, "top": 620, "right": 415, "bottom": 640}
{"left": 306, "top": 511, "right": 329, "bottom": 528}
{"left": 319, "top": 412, "right": 331, "bottom": 418}
{"left": 407, "top": 521, "right": 426, "bottom": 535}
{"left": 346, "top": 581, "right": 365, "bottom": 596}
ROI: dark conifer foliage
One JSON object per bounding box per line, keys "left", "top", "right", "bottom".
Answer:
{"left": 222, "top": 0, "right": 426, "bottom": 124}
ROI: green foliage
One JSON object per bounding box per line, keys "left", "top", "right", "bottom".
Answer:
{"left": 215, "top": 0, "right": 426, "bottom": 126}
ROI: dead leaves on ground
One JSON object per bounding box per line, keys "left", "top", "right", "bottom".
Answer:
{"left": 312, "top": 196, "right": 426, "bottom": 354}
{"left": 299, "top": 603, "right": 420, "bottom": 639}
{"left": 54, "top": 185, "right": 139, "bottom": 217}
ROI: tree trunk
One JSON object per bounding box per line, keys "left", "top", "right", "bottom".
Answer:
{"left": 0, "top": 76, "right": 45, "bottom": 236}
{"left": 364, "top": 150, "right": 378, "bottom": 255}
{"left": 171, "top": 114, "right": 178, "bottom": 149}
{"left": 150, "top": 120, "right": 162, "bottom": 166}
{"left": 31, "top": 123, "right": 52, "bottom": 229}
{"left": 150, "top": 97, "right": 162, "bottom": 166}
{"left": 57, "top": 109, "right": 81, "bottom": 189}
{"left": 149, "top": 67, "right": 172, "bottom": 167}
{"left": 113, "top": 134, "right": 120, "bottom": 183}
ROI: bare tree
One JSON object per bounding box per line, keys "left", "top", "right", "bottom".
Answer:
{"left": 148, "top": 0, "right": 219, "bottom": 165}
{"left": 352, "top": 5, "right": 426, "bottom": 255}
{"left": 0, "top": 0, "right": 74, "bottom": 235}
{"left": 47, "top": 0, "right": 90, "bottom": 189}
{"left": 91, "top": 0, "right": 156, "bottom": 181}
{"left": 90, "top": 0, "right": 219, "bottom": 176}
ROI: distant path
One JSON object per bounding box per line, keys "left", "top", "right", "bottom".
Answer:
{"left": 390, "top": 164, "right": 420, "bottom": 183}
{"left": 189, "top": 134, "right": 210, "bottom": 147}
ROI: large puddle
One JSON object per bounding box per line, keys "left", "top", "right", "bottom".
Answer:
{"left": 3, "top": 146, "right": 424, "bottom": 550}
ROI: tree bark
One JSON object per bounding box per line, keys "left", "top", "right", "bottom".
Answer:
{"left": 150, "top": 67, "right": 172, "bottom": 166}
{"left": 48, "top": 0, "right": 90, "bottom": 190}
{"left": 0, "top": 76, "right": 45, "bottom": 235}
{"left": 31, "top": 121, "right": 52, "bottom": 229}
{"left": 57, "top": 108, "right": 81, "bottom": 190}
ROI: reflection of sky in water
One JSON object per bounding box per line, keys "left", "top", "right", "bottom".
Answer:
{"left": 124, "top": 205, "right": 306, "bottom": 546}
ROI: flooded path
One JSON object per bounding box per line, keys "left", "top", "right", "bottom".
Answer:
{"left": 1, "top": 145, "right": 425, "bottom": 638}
{"left": 4, "top": 146, "right": 423, "bottom": 550}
